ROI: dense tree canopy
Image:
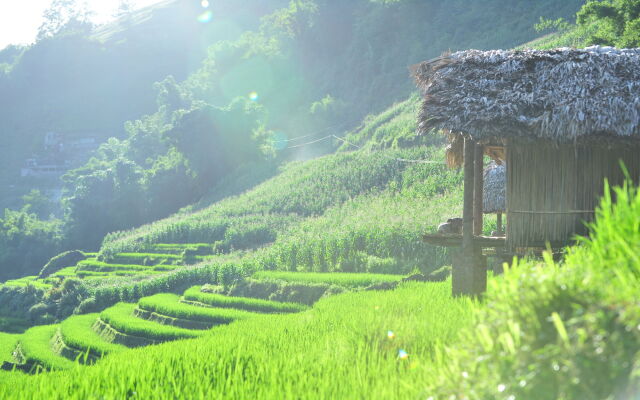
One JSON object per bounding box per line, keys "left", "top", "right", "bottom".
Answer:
{"left": 577, "top": 0, "right": 640, "bottom": 46}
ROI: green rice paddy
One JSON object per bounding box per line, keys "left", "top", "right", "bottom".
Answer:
{"left": 183, "top": 287, "right": 308, "bottom": 313}
{"left": 99, "top": 303, "right": 202, "bottom": 343}
{"left": 253, "top": 271, "right": 405, "bottom": 287}
{"left": 138, "top": 293, "right": 255, "bottom": 324}
{"left": 59, "top": 313, "right": 125, "bottom": 357}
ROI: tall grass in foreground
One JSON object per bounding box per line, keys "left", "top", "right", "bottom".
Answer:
{"left": 0, "top": 282, "right": 474, "bottom": 399}
{"left": 429, "top": 180, "right": 640, "bottom": 399}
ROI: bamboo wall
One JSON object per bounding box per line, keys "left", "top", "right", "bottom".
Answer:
{"left": 506, "top": 140, "right": 640, "bottom": 250}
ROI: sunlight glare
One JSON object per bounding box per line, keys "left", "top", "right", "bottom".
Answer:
{"left": 197, "top": 10, "right": 213, "bottom": 23}
{"left": 249, "top": 92, "right": 259, "bottom": 102}
{"left": 201, "top": 0, "right": 210, "bottom": 7}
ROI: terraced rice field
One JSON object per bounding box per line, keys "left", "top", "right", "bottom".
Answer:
{"left": 0, "top": 283, "right": 312, "bottom": 373}
{"left": 253, "top": 271, "right": 405, "bottom": 287}
{"left": 2, "top": 244, "right": 218, "bottom": 288}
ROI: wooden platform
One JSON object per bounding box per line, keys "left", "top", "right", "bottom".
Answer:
{"left": 422, "top": 233, "right": 506, "bottom": 248}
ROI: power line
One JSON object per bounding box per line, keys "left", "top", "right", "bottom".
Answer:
{"left": 281, "top": 131, "right": 445, "bottom": 165}
{"left": 333, "top": 135, "right": 445, "bottom": 165}
{"left": 285, "top": 134, "right": 336, "bottom": 149}
{"left": 272, "top": 123, "right": 347, "bottom": 145}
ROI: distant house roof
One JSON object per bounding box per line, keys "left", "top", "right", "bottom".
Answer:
{"left": 483, "top": 161, "right": 505, "bottom": 214}
{"left": 412, "top": 47, "right": 640, "bottom": 142}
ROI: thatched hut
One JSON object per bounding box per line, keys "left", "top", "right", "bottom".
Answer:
{"left": 414, "top": 46, "right": 640, "bottom": 295}
{"left": 483, "top": 161, "right": 505, "bottom": 214}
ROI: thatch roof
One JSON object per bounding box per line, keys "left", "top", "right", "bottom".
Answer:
{"left": 412, "top": 46, "right": 640, "bottom": 142}
{"left": 483, "top": 161, "right": 505, "bottom": 214}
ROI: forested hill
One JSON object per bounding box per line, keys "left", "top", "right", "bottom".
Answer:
{"left": 0, "top": 0, "right": 584, "bottom": 280}
{"left": 0, "top": 0, "right": 583, "bottom": 197}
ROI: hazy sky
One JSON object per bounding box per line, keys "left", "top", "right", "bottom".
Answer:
{"left": 0, "top": 0, "right": 162, "bottom": 50}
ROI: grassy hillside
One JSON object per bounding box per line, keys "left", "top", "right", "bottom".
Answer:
{"left": 2, "top": 177, "right": 640, "bottom": 398}
{"left": 6, "top": 2, "right": 640, "bottom": 397}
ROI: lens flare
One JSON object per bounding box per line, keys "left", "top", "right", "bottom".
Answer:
{"left": 249, "top": 91, "right": 259, "bottom": 102}
{"left": 201, "top": 0, "right": 210, "bottom": 7}
{"left": 197, "top": 10, "right": 213, "bottom": 23}
{"left": 387, "top": 330, "right": 395, "bottom": 339}
{"left": 398, "top": 349, "right": 408, "bottom": 360}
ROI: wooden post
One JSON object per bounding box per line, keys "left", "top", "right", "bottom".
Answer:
{"left": 473, "top": 144, "right": 484, "bottom": 236}
{"left": 496, "top": 212, "right": 503, "bottom": 234}
{"left": 453, "top": 137, "right": 478, "bottom": 297}
{"left": 462, "top": 138, "right": 475, "bottom": 254}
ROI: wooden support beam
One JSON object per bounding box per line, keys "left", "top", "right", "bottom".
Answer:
{"left": 453, "top": 137, "right": 486, "bottom": 297}
{"left": 473, "top": 144, "right": 484, "bottom": 236}
{"left": 462, "top": 138, "right": 475, "bottom": 254}
{"left": 497, "top": 212, "right": 503, "bottom": 234}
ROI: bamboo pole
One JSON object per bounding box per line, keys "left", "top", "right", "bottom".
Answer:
{"left": 473, "top": 144, "right": 484, "bottom": 236}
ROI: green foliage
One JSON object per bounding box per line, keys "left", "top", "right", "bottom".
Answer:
{"left": 577, "top": 0, "right": 640, "bottom": 46}
{"left": 20, "top": 190, "right": 55, "bottom": 219}
{"left": 183, "top": 287, "right": 307, "bottom": 313}
{"left": 534, "top": 16, "right": 573, "bottom": 34}
{"left": 99, "top": 147, "right": 427, "bottom": 256}
{"left": 90, "top": 261, "right": 247, "bottom": 311}
{"left": 0, "top": 317, "right": 30, "bottom": 334}
{"left": 0, "top": 209, "right": 63, "bottom": 281}
{"left": 99, "top": 303, "right": 201, "bottom": 342}
{"left": 138, "top": 293, "right": 254, "bottom": 324}
{"left": 424, "top": 180, "right": 640, "bottom": 399}
{"left": 255, "top": 149, "right": 462, "bottom": 274}
{"left": 38, "top": 250, "right": 86, "bottom": 278}
{"left": 0, "top": 285, "right": 47, "bottom": 320}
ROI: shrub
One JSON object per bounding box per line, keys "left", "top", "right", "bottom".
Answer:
{"left": 27, "top": 303, "right": 50, "bottom": 323}
{"left": 38, "top": 250, "right": 86, "bottom": 278}
{"left": 365, "top": 255, "right": 399, "bottom": 274}
{"left": 74, "top": 297, "right": 98, "bottom": 314}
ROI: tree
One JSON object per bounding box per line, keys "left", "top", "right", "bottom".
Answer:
{"left": 164, "top": 99, "right": 267, "bottom": 186}
{"left": 37, "top": 0, "right": 93, "bottom": 40}
{"left": 577, "top": 0, "right": 640, "bottom": 46}
{"left": 114, "top": 0, "right": 134, "bottom": 18}
{"left": 21, "top": 189, "right": 54, "bottom": 219}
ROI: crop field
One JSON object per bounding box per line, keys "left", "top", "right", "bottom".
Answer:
{"left": 98, "top": 303, "right": 202, "bottom": 343}
{"left": 253, "top": 271, "right": 405, "bottom": 287}
{"left": 98, "top": 146, "right": 450, "bottom": 256}
{"left": 59, "top": 314, "right": 126, "bottom": 358}
{"left": 182, "top": 287, "right": 308, "bottom": 313}
{"left": 0, "top": 282, "right": 478, "bottom": 398}
{"left": 138, "top": 293, "right": 255, "bottom": 324}
{"left": 0, "top": 333, "right": 19, "bottom": 363}
{"left": 16, "top": 325, "right": 75, "bottom": 372}
{"left": 3, "top": 276, "right": 52, "bottom": 290}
